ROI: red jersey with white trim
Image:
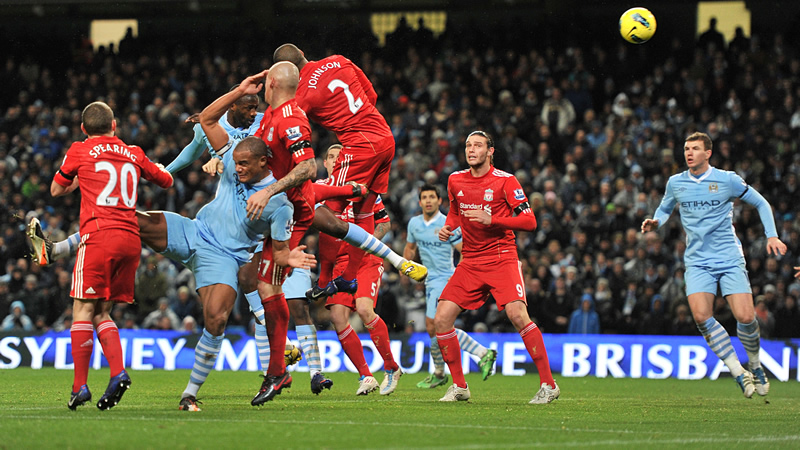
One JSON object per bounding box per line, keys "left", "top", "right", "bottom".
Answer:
{"left": 255, "top": 99, "right": 315, "bottom": 204}
{"left": 54, "top": 136, "right": 173, "bottom": 234}
{"left": 446, "top": 167, "right": 531, "bottom": 262}
{"left": 314, "top": 177, "right": 389, "bottom": 225}
{"left": 296, "top": 55, "right": 391, "bottom": 146}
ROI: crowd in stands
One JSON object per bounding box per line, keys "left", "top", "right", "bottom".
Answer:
{"left": 1, "top": 17, "right": 800, "bottom": 338}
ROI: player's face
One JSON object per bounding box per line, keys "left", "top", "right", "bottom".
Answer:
{"left": 683, "top": 139, "right": 711, "bottom": 173}
{"left": 324, "top": 147, "right": 341, "bottom": 176}
{"left": 233, "top": 148, "right": 268, "bottom": 184}
{"left": 465, "top": 135, "right": 493, "bottom": 168}
{"left": 231, "top": 97, "right": 259, "bottom": 128}
{"left": 419, "top": 190, "right": 441, "bottom": 214}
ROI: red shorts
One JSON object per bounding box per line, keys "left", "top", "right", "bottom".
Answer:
{"left": 326, "top": 254, "right": 384, "bottom": 310}
{"left": 71, "top": 229, "right": 140, "bottom": 303}
{"left": 439, "top": 258, "right": 526, "bottom": 311}
{"left": 259, "top": 192, "right": 316, "bottom": 286}
{"left": 332, "top": 134, "right": 394, "bottom": 194}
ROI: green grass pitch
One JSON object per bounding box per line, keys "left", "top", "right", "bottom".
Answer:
{"left": 1, "top": 368, "right": 799, "bottom": 449}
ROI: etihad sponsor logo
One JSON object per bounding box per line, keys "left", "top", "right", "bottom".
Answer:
{"left": 680, "top": 199, "right": 721, "bottom": 208}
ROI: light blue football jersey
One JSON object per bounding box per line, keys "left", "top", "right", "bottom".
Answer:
{"left": 653, "top": 166, "right": 778, "bottom": 268}
{"left": 195, "top": 146, "right": 293, "bottom": 264}
{"left": 166, "top": 112, "right": 263, "bottom": 174}
{"left": 407, "top": 211, "right": 462, "bottom": 281}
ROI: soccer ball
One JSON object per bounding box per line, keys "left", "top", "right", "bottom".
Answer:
{"left": 619, "top": 7, "right": 657, "bottom": 44}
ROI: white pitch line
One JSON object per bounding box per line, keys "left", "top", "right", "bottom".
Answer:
{"left": 2, "top": 412, "right": 798, "bottom": 444}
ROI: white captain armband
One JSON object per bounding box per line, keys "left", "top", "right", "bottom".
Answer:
{"left": 212, "top": 140, "right": 233, "bottom": 157}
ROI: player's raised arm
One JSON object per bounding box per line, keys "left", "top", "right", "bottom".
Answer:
{"left": 165, "top": 124, "right": 210, "bottom": 174}
{"left": 200, "top": 71, "right": 267, "bottom": 155}
{"left": 139, "top": 153, "right": 174, "bottom": 189}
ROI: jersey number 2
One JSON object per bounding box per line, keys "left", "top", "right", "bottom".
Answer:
{"left": 95, "top": 161, "right": 137, "bottom": 207}
{"left": 327, "top": 79, "right": 363, "bottom": 114}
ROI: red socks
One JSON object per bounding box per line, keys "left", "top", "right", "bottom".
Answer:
{"left": 365, "top": 316, "right": 398, "bottom": 371}
{"left": 317, "top": 232, "right": 341, "bottom": 288}
{"left": 96, "top": 320, "right": 124, "bottom": 376}
{"left": 262, "top": 294, "right": 289, "bottom": 376}
{"left": 520, "top": 322, "right": 555, "bottom": 387}
{"left": 436, "top": 329, "right": 465, "bottom": 388}
{"left": 342, "top": 196, "right": 376, "bottom": 280}
{"left": 70, "top": 321, "right": 94, "bottom": 391}
{"left": 337, "top": 325, "right": 371, "bottom": 377}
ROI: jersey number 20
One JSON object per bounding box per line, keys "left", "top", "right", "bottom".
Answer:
{"left": 95, "top": 161, "right": 138, "bottom": 208}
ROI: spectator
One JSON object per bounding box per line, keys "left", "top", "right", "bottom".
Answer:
{"left": 568, "top": 293, "right": 600, "bottom": 334}
{"left": 2, "top": 300, "right": 33, "bottom": 331}
{"left": 142, "top": 297, "right": 180, "bottom": 330}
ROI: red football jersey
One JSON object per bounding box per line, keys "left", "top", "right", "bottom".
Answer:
{"left": 255, "top": 99, "right": 315, "bottom": 205}
{"left": 314, "top": 177, "right": 389, "bottom": 225}
{"left": 296, "top": 55, "right": 391, "bottom": 146}
{"left": 54, "top": 136, "right": 173, "bottom": 234}
{"left": 446, "top": 167, "right": 531, "bottom": 262}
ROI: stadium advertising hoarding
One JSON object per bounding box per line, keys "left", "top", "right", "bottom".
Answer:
{"left": 1, "top": 330, "right": 799, "bottom": 381}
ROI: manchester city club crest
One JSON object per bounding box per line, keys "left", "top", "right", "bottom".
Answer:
{"left": 484, "top": 188, "right": 493, "bottom": 201}
{"left": 708, "top": 183, "right": 718, "bottom": 193}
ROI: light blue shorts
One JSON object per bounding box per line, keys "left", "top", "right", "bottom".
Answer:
{"left": 685, "top": 264, "right": 752, "bottom": 297}
{"left": 425, "top": 277, "right": 449, "bottom": 319}
{"left": 161, "top": 211, "right": 240, "bottom": 291}
{"left": 283, "top": 267, "right": 312, "bottom": 300}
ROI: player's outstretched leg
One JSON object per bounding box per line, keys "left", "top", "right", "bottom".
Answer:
{"left": 97, "top": 369, "right": 132, "bottom": 410}
{"left": 697, "top": 317, "right": 754, "bottom": 398}
{"left": 68, "top": 385, "right": 92, "bottom": 410}
{"left": 519, "top": 322, "right": 559, "bottom": 404}
{"left": 341, "top": 223, "right": 428, "bottom": 282}
{"left": 454, "top": 329, "right": 495, "bottom": 381}
{"left": 737, "top": 319, "right": 769, "bottom": 396}
{"left": 180, "top": 329, "right": 224, "bottom": 410}
{"left": 26, "top": 217, "right": 55, "bottom": 265}
{"left": 418, "top": 336, "right": 449, "bottom": 388}
{"left": 297, "top": 324, "right": 333, "bottom": 394}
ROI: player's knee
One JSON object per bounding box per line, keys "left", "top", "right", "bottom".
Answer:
{"left": 287, "top": 299, "right": 312, "bottom": 324}
{"left": 355, "top": 303, "right": 374, "bottom": 322}
{"left": 433, "top": 315, "right": 452, "bottom": 334}
{"left": 204, "top": 313, "right": 228, "bottom": 336}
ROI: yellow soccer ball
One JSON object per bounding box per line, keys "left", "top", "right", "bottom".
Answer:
{"left": 619, "top": 7, "right": 657, "bottom": 44}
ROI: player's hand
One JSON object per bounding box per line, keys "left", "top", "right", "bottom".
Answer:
{"left": 438, "top": 225, "right": 453, "bottom": 241}
{"left": 641, "top": 218, "right": 659, "bottom": 233}
{"left": 462, "top": 208, "right": 491, "bottom": 225}
{"left": 240, "top": 70, "right": 268, "bottom": 95}
{"left": 203, "top": 158, "right": 224, "bottom": 176}
{"left": 346, "top": 181, "right": 368, "bottom": 200}
{"left": 287, "top": 245, "right": 317, "bottom": 270}
{"left": 246, "top": 188, "right": 273, "bottom": 221}
{"left": 766, "top": 237, "right": 787, "bottom": 256}
{"left": 184, "top": 113, "right": 201, "bottom": 124}
{"left": 794, "top": 266, "right": 800, "bottom": 279}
